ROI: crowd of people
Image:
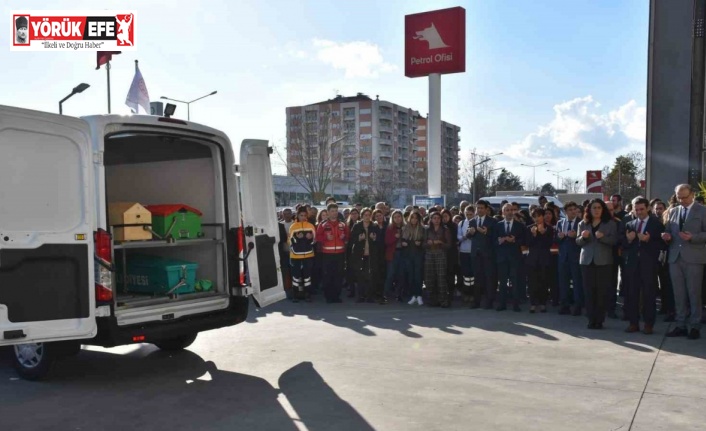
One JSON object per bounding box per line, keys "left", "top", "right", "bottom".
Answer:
{"left": 277, "top": 184, "right": 706, "bottom": 339}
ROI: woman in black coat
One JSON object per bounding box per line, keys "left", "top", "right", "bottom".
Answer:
{"left": 525, "top": 208, "right": 554, "bottom": 313}
{"left": 441, "top": 209, "right": 458, "bottom": 304}
{"left": 349, "top": 208, "right": 382, "bottom": 303}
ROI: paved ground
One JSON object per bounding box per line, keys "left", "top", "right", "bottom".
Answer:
{"left": 1, "top": 297, "right": 706, "bottom": 431}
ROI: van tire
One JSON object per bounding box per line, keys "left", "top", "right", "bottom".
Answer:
{"left": 154, "top": 333, "right": 198, "bottom": 351}
{"left": 12, "top": 342, "right": 57, "bottom": 381}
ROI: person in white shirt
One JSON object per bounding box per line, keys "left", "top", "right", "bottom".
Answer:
{"left": 457, "top": 205, "right": 476, "bottom": 302}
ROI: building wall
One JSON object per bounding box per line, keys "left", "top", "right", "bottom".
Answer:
{"left": 415, "top": 117, "right": 460, "bottom": 196}
{"left": 646, "top": 0, "right": 697, "bottom": 201}
{"left": 286, "top": 94, "right": 459, "bottom": 198}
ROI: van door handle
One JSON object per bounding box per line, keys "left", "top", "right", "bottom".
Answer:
{"left": 3, "top": 330, "right": 26, "bottom": 340}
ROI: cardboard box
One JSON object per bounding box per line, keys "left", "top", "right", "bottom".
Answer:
{"left": 108, "top": 202, "right": 153, "bottom": 241}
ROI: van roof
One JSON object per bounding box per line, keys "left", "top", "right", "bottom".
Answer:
{"left": 480, "top": 195, "right": 564, "bottom": 208}
{"left": 81, "top": 114, "right": 228, "bottom": 140}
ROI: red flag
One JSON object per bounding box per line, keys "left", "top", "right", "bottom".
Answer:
{"left": 96, "top": 51, "right": 121, "bottom": 70}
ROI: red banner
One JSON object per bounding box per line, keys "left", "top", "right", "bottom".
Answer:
{"left": 405, "top": 7, "right": 465, "bottom": 78}
{"left": 586, "top": 170, "right": 602, "bottom": 193}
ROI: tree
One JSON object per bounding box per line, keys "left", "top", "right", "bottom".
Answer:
{"left": 602, "top": 152, "right": 644, "bottom": 202}
{"left": 274, "top": 108, "right": 347, "bottom": 203}
{"left": 561, "top": 177, "right": 583, "bottom": 193}
{"left": 539, "top": 182, "right": 556, "bottom": 195}
{"left": 459, "top": 149, "right": 497, "bottom": 200}
{"left": 491, "top": 169, "right": 524, "bottom": 194}
{"left": 351, "top": 189, "right": 374, "bottom": 207}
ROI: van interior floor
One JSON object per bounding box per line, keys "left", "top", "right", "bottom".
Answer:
{"left": 115, "top": 291, "right": 226, "bottom": 310}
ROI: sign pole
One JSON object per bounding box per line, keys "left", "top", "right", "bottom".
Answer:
{"left": 428, "top": 73, "right": 442, "bottom": 196}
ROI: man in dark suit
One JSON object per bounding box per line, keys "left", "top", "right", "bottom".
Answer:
{"left": 663, "top": 184, "right": 706, "bottom": 339}
{"left": 468, "top": 200, "right": 497, "bottom": 309}
{"left": 652, "top": 200, "right": 675, "bottom": 321}
{"left": 557, "top": 201, "right": 583, "bottom": 315}
{"left": 622, "top": 197, "right": 665, "bottom": 334}
{"left": 493, "top": 203, "right": 525, "bottom": 312}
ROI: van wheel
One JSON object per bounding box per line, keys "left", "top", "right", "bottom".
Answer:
{"left": 12, "top": 342, "right": 57, "bottom": 381}
{"left": 154, "top": 333, "right": 198, "bottom": 351}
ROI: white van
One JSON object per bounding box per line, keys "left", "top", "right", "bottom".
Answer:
{"left": 0, "top": 106, "right": 285, "bottom": 379}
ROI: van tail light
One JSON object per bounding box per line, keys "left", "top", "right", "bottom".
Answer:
{"left": 94, "top": 229, "right": 113, "bottom": 303}
{"left": 238, "top": 223, "right": 246, "bottom": 285}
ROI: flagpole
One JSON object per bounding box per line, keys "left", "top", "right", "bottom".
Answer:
{"left": 106, "top": 61, "right": 111, "bottom": 114}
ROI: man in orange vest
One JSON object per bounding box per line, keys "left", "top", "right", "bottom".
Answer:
{"left": 316, "top": 203, "right": 350, "bottom": 303}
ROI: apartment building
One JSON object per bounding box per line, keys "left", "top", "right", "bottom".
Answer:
{"left": 415, "top": 117, "right": 461, "bottom": 195}
{"left": 286, "top": 93, "right": 460, "bottom": 198}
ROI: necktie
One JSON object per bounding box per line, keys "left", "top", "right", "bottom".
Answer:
{"left": 506, "top": 222, "right": 510, "bottom": 235}
{"left": 637, "top": 220, "right": 643, "bottom": 235}
{"left": 680, "top": 207, "right": 687, "bottom": 230}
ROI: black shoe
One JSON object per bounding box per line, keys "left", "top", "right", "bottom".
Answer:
{"left": 658, "top": 308, "right": 667, "bottom": 315}
{"left": 496, "top": 305, "right": 507, "bottom": 311}
{"left": 594, "top": 323, "right": 604, "bottom": 330}
{"left": 378, "top": 298, "right": 388, "bottom": 305}
{"left": 688, "top": 328, "right": 701, "bottom": 340}
{"left": 292, "top": 298, "right": 300, "bottom": 303}
{"left": 483, "top": 304, "right": 494, "bottom": 310}
{"left": 587, "top": 323, "right": 596, "bottom": 329}
{"left": 607, "top": 311, "right": 618, "bottom": 319}
{"left": 666, "top": 327, "right": 688, "bottom": 337}
{"left": 366, "top": 298, "right": 375, "bottom": 304}
{"left": 355, "top": 298, "right": 366, "bottom": 303}
{"left": 305, "top": 295, "right": 312, "bottom": 303}
{"left": 513, "top": 304, "right": 521, "bottom": 312}
{"left": 347, "top": 291, "right": 356, "bottom": 298}
{"left": 572, "top": 307, "right": 582, "bottom": 316}
{"left": 469, "top": 303, "right": 480, "bottom": 310}
{"left": 330, "top": 298, "right": 342, "bottom": 303}
{"left": 441, "top": 301, "right": 450, "bottom": 308}
{"left": 664, "top": 314, "right": 676, "bottom": 323}
{"left": 529, "top": 307, "right": 536, "bottom": 314}
{"left": 558, "top": 306, "right": 570, "bottom": 315}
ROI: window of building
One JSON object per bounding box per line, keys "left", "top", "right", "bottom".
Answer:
{"left": 360, "top": 121, "right": 371, "bottom": 127}
{"left": 360, "top": 158, "right": 371, "bottom": 165}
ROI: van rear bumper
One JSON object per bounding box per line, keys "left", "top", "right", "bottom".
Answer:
{"left": 88, "top": 296, "right": 249, "bottom": 348}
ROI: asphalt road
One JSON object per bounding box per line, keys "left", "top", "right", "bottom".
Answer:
{"left": 1, "top": 297, "right": 706, "bottom": 431}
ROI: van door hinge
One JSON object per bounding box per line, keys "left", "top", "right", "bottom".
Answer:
{"left": 695, "top": 18, "right": 705, "bottom": 38}
{"left": 93, "top": 151, "right": 104, "bottom": 165}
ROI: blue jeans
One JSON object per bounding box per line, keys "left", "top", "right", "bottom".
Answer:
{"left": 384, "top": 250, "right": 405, "bottom": 297}
{"left": 405, "top": 251, "right": 424, "bottom": 297}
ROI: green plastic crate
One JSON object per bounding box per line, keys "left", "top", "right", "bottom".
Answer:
{"left": 146, "top": 204, "right": 203, "bottom": 241}
{"left": 117, "top": 254, "right": 198, "bottom": 295}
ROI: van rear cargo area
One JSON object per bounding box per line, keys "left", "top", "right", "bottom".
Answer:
{"left": 104, "top": 132, "right": 230, "bottom": 320}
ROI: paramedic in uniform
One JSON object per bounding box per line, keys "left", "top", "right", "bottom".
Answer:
{"left": 317, "top": 203, "right": 350, "bottom": 303}
{"left": 289, "top": 207, "right": 316, "bottom": 302}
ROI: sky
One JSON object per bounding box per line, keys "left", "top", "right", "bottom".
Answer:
{"left": 1, "top": 0, "right": 649, "bottom": 189}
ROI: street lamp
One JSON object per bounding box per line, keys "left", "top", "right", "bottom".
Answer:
{"left": 547, "top": 168, "right": 569, "bottom": 189}
{"left": 161, "top": 90, "right": 217, "bottom": 121}
{"left": 471, "top": 152, "right": 503, "bottom": 203}
{"left": 521, "top": 162, "right": 548, "bottom": 191}
{"left": 59, "top": 83, "right": 90, "bottom": 115}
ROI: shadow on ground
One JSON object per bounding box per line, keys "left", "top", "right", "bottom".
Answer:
{"left": 248, "top": 294, "right": 706, "bottom": 359}
{"left": 0, "top": 347, "right": 374, "bottom": 431}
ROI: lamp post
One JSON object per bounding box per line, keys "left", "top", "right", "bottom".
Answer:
{"left": 59, "top": 83, "right": 90, "bottom": 115}
{"left": 160, "top": 90, "right": 217, "bottom": 121}
{"left": 471, "top": 152, "right": 503, "bottom": 203}
{"left": 547, "top": 168, "right": 569, "bottom": 189}
{"left": 521, "top": 162, "right": 548, "bottom": 191}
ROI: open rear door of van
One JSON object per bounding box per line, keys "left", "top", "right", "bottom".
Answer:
{"left": 239, "top": 139, "right": 286, "bottom": 307}
{"left": 0, "top": 106, "right": 96, "bottom": 346}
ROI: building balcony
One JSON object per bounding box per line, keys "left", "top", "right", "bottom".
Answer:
{"left": 379, "top": 110, "right": 393, "bottom": 120}
{"left": 379, "top": 125, "right": 393, "bottom": 133}
{"left": 379, "top": 149, "right": 393, "bottom": 157}
{"left": 378, "top": 138, "right": 393, "bottom": 146}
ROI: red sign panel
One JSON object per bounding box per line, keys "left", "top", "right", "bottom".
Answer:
{"left": 405, "top": 7, "right": 466, "bottom": 78}
{"left": 586, "top": 170, "right": 602, "bottom": 193}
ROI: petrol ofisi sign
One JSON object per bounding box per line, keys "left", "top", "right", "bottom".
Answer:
{"left": 405, "top": 7, "right": 466, "bottom": 78}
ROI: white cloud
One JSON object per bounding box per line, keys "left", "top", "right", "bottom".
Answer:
{"left": 507, "top": 96, "right": 646, "bottom": 164}
{"left": 311, "top": 38, "right": 398, "bottom": 78}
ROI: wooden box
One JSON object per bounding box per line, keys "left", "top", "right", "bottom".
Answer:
{"left": 108, "top": 202, "right": 153, "bottom": 241}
